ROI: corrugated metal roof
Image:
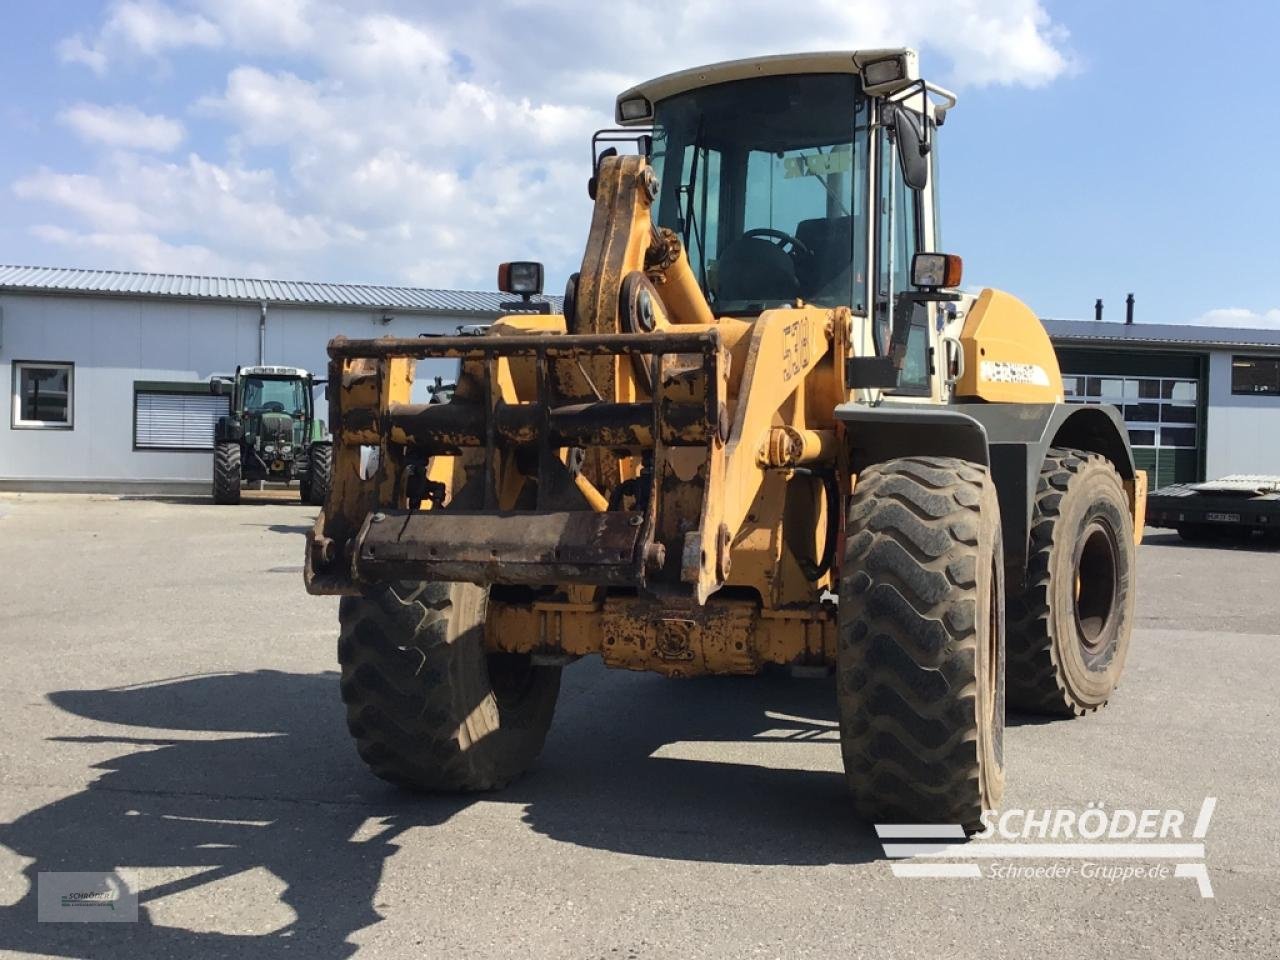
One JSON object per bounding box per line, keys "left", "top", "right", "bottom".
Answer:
{"left": 1043, "top": 317, "right": 1280, "bottom": 350}
{"left": 0, "top": 264, "right": 560, "bottom": 316}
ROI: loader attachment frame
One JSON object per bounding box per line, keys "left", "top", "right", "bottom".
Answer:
{"left": 306, "top": 328, "right": 729, "bottom": 597}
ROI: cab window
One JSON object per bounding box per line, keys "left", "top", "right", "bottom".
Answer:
{"left": 649, "top": 74, "right": 871, "bottom": 316}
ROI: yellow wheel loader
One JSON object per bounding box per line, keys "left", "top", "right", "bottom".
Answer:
{"left": 306, "top": 49, "right": 1146, "bottom": 829}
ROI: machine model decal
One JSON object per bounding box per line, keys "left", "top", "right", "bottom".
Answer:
{"left": 980, "top": 360, "right": 1050, "bottom": 386}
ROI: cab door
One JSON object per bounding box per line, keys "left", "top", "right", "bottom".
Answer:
{"left": 873, "top": 104, "right": 944, "bottom": 402}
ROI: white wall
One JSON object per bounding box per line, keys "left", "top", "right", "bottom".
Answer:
{"left": 0, "top": 292, "right": 466, "bottom": 485}
{"left": 1204, "top": 350, "right": 1280, "bottom": 477}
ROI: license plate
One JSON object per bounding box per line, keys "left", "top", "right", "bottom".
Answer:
{"left": 1205, "top": 512, "right": 1240, "bottom": 523}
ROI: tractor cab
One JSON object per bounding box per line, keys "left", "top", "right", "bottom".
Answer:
{"left": 238, "top": 367, "right": 312, "bottom": 444}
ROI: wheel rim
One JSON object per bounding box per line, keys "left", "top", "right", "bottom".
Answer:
{"left": 987, "top": 556, "right": 1000, "bottom": 728}
{"left": 1073, "top": 519, "right": 1119, "bottom": 651}
{"left": 986, "top": 554, "right": 1004, "bottom": 777}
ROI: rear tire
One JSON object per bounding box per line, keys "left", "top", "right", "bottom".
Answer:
{"left": 1006, "top": 448, "right": 1135, "bottom": 716}
{"left": 338, "top": 581, "right": 561, "bottom": 791}
{"left": 837, "top": 456, "right": 1005, "bottom": 831}
{"left": 212, "top": 442, "right": 241, "bottom": 505}
{"left": 306, "top": 443, "right": 332, "bottom": 506}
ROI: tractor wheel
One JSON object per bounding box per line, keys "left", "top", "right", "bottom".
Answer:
{"left": 212, "top": 442, "right": 242, "bottom": 505}
{"left": 837, "top": 456, "right": 1005, "bottom": 831}
{"left": 1006, "top": 448, "right": 1135, "bottom": 716}
{"left": 304, "top": 444, "right": 332, "bottom": 506}
{"left": 338, "top": 581, "right": 561, "bottom": 791}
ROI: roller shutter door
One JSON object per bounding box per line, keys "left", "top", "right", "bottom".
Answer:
{"left": 135, "top": 392, "right": 230, "bottom": 450}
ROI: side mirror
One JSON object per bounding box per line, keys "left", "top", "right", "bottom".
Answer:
{"left": 888, "top": 104, "right": 929, "bottom": 191}
{"left": 210, "top": 379, "right": 225, "bottom": 396}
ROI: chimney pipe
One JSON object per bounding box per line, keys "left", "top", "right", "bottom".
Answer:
{"left": 1094, "top": 298, "right": 1103, "bottom": 322}
{"left": 1125, "top": 293, "right": 1135, "bottom": 325}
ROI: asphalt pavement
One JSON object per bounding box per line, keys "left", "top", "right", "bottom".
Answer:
{"left": 0, "top": 491, "right": 1275, "bottom": 958}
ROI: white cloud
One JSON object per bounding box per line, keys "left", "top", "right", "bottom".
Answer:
{"left": 14, "top": 170, "right": 146, "bottom": 232}
{"left": 30, "top": 224, "right": 247, "bottom": 275}
{"left": 1187, "top": 308, "right": 1280, "bottom": 330}
{"left": 33, "top": 1, "right": 1074, "bottom": 287}
{"left": 59, "top": 103, "right": 185, "bottom": 151}
{"left": 192, "top": 0, "right": 315, "bottom": 50}
{"left": 57, "top": 35, "right": 109, "bottom": 74}
{"left": 58, "top": 0, "right": 221, "bottom": 74}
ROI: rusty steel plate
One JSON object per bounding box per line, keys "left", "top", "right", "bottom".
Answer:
{"left": 352, "top": 509, "right": 647, "bottom": 586}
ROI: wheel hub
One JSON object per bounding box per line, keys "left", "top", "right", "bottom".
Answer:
{"left": 1073, "top": 520, "right": 1119, "bottom": 651}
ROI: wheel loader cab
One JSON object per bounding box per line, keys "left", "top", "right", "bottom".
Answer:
{"left": 630, "top": 53, "right": 947, "bottom": 402}
{"left": 646, "top": 72, "right": 871, "bottom": 316}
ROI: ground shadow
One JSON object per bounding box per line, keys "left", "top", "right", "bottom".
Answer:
{"left": 0, "top": 665, "right": 883, "bottom": 959}
{"left": 119, "top": 492, "right": 314, "bottom": 507}
{"left": 1142, "top": 530, "right": 1280, "bottom": 552}
{"left": 243, "top": 522, "right": 313, "bottom": 535}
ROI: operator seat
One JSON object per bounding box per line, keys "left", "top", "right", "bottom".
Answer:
{"left": 795, "top": 215, "right": 854, "bottom": 304}
{"left": 715, "top": 236, "right": 799, "bottom": 304}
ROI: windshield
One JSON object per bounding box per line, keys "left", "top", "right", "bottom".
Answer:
{"left": 242, "top": 377, "right": 307, "bottom": 416}
{"left": 649, "top": 73, "right": 870, "bottom": 316}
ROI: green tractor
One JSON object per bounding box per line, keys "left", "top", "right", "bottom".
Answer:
{"left": 209, "top": 365, "right": 332, "bottom": 505}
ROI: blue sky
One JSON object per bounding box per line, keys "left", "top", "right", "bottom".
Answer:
{"left": 1, "top": 0, "right": 1277, "bottom": 327}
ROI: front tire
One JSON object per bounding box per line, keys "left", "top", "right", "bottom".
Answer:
{"left": 837, "top": 456, "right": 1005, "bottom": 830}
{"left": 338, "top": 581, "right": 561, "bottom": 791}
{"left": 1006, "top": 448, "right": 1135, "bottom": 716}
{"left": 212, "top": 442, "right": 242, "bottom": 505}
{"left": 306, "top": 444, "right": 332, "bottom": 506}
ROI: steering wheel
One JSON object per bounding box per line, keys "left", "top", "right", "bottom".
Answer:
{"left": 742, "top": 227, "right": 812, "bottom": 258}
{"left": 261, "top": 401, "right": 285, "bottom": 413}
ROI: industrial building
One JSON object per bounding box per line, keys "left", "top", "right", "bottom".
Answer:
{"left": 3, "top": 263, "right": 1278, "bottom": 492}
{"left": 0, "top": 265, "right": 550, "bottom": 492}
{"left": 1044, "top": 318, "right": 1280, "bottom": 488}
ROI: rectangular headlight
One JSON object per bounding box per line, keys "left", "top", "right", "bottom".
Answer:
{"left": 498, "top": 261, "right": 544, "bottom": 296}
{"left": 911, "top": 252, "right": 963, "bottom": 289}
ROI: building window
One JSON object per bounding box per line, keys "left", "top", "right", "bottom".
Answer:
{"left": 133, "top": 382, "right": 229, "bottom": 451}
{"left": 12, "top": 361, "right": 74, "bottom": 429}
{"left": 1231, "top": 356, "right": 1280, "bottom": 395}
{"left": 1065, "top": 374, "right": 1199, "bottom": 452}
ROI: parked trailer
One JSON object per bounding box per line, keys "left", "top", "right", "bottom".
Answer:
{"left": 1146, "top": 475, "right": 1280, "bottom": 542}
